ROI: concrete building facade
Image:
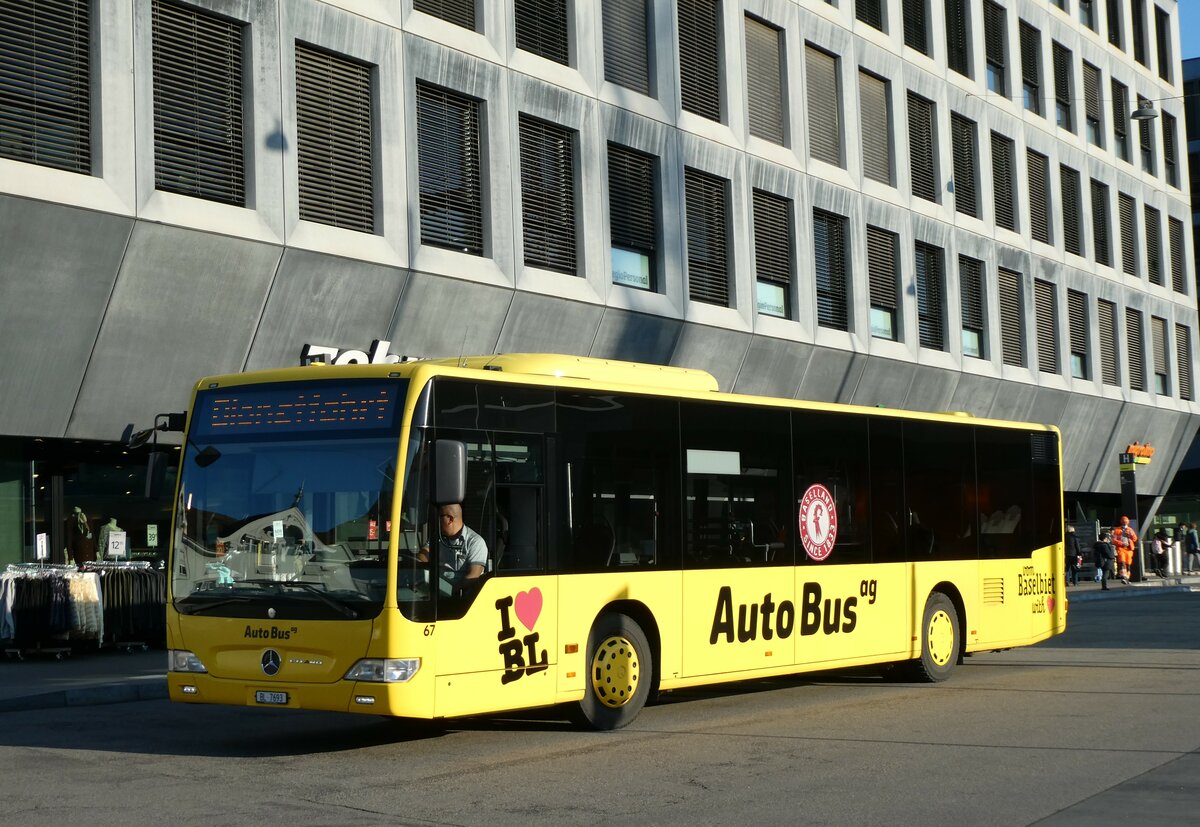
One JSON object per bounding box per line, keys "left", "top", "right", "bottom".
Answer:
{"left": 0, "top": 0, "right": 1195, "bottom": 563}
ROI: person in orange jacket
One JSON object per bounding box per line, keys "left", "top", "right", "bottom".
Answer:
{"left": 1111, "top": 515, "right": 1138, "bottom": 583}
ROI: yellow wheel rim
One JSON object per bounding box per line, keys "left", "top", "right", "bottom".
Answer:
{"left": 927, "top": 609, "right": 955, "bottom": 667}
{"left": 591, "top": 634, "right": 640, "bottom": 709}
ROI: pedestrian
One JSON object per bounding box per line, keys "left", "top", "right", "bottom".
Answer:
{"left": 1093, "top": 531, "right": 1115, "bottom": 591}
{"left": 1184, "top": 522, "right": 1200, "bottom": 574}
{"left": 1064, "top": 525, "right": 1081, "bottom": 586}
{"left": 1151, "top": 528, "right": 1170, "bottom": 578}
{"left": 1111, "top": 516, "right": 1138, "bottom": 583}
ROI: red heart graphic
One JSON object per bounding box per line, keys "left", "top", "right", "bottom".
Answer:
{"left": 1046, "top": 596, "right": 1055, "bottom": 613}
{"left": 515, "top": 587, "right": 543, "bottom": 631}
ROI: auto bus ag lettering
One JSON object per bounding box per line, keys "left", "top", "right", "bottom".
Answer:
{"left": 495, "top": 588, "right": 548, "bottom": 684}
{"left": 709, "top": 579, "right": 878, "bottom": 644}
{"left": 1018, "top": 565, "right": 1057, "bottom": 614}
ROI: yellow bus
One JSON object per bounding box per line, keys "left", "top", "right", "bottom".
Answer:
{"left": 166, "top": 353, "right": 1065, "bottom": 729}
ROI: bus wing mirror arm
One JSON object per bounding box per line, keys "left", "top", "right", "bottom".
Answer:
{"left": 434, "top": 440, "right": 467, "bottom": 506}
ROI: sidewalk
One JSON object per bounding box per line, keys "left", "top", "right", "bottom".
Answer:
{"left": 1, "top": 573, "right": 1197, "bottom": 715}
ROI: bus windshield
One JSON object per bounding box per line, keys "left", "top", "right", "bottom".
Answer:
{"left": 171, "top": 379, "right": 407, "bottom": 620}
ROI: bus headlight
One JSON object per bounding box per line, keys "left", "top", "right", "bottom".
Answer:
{"left": 168, "top": 649, "right": 208, "bottom": 673}
{"left": 344, "top": 658, "right": 420, "bottom": 683}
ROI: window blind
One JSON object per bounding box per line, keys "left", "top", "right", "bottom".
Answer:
{"left": 950, "top": 113, "right": 977, "bottom": 218}
{"left": 603, "top": 0, "right": 650, "bottom": 94}
{"left": 1099, "top": 298, "right": 1118, "bottom": 385}
{"left": 908, "top": 92, "right": 935, "bottom": 201}
{"left": 416, "top": 81, "right": 483, "bottom": 255}
{"left": 1145, "top": 206, "right": 1162, "bottom": 285}
{"left": 679, "top": 0, "right": 721, "bottom": 122}
{"left": 1118, "top": 193, "right": 1136, "bottom": 276}
{"left": 1034, "top": 278, "right": 1058, "bottom": 373}
{"left": 903, "top": 0, "right": 928, "bottom": 54}
{"left": 857, "top": 0, "right": 883, "bottom": 31}
{"left": 806, "top": 45, "right": 840, "bottom": 166}
{"left": 915, "top": 241, "right": 945, "bottom": 350}
{"left": 859, "top": 71, "right": 890, "bottom": 184}
{"left": 945, "top": 0, "right": 969, "bottom": 77}
{"left": 1169, "top": 217, "right": 1185, "bottom": 294}
{"left": 1176, "top": 324, "right": 1193, "bottom": 401}
{"left": 866, "top": 225, "right": 897, "bottom": 311}
{"left": 753, "top": 188, "right": 792, "bottom": 288}
{"left": 519, "top": 114, "right": 576, "bottom": 274}
{"left": 1127, "top": 308, "right": 1145, "bottom": 391}
{"left": 813, "top": 209, "right": 848, "bottom": 330}
{"left": 515, "top": 0, "right": 569, "bottom": 65}
{"left": 1152, "top": 315, "right": 1167, "bottom": 380}
{"left": 745, "top": 15, "right": 784, "bottom": 145}
{"left": 413, "top": 0, "right": 475, "bottom": 30}
{"left": 1052, "top": 41, "right": 1072, "bottom": 130}
{"left": 684, "top": 167, "right": 729, "bottom": 306}
{"left": 1028, "top": 150, "right": 1050, "bottom": 244}
{"left": 1067, "top": 289, "right": 1087, "bottom": 361}
{"left": 991, "top": 132, "right": 1015, "bottom": 231}
{"left": 608, "top": 143, "right": 658, "bottom": 285}
{"left": 960, "top": 255, "right": 984, "bottom": 336}
{"left": 998, "top": 268, "right": 1024, "bottom": 367}
{"left": 1061, "top": 166, "right": 1081, "bottom": 256}
{"left": 1090, "top": 179, "right": 1110, "bottom": 267}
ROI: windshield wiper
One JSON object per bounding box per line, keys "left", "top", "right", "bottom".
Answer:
{"left": 177, "top": 595, "right": 255, "bottom": 615}
{"left": 240, "top": 579, "right": 359, "bottom": 618}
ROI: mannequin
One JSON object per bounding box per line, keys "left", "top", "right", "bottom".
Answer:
{"left": 97, "top": 517, "right": 122, "bottom": 560}
{"left": 66, "top": 506, "right": 96, "bottom": 564}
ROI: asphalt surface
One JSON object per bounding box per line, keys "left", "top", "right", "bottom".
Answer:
{"left": 0, "top": 572, "right": 1196, "bottom": 714}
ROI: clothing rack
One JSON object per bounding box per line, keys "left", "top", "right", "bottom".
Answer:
{"left": 81, "top": 560, "right": 153, "bottom": 570}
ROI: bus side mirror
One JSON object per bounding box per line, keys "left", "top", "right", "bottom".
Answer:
{"left": 145, "top": 450, "right": 172, "bottom": 499}
{"left": 434, "top": 440, "right": 467, "bottom": 506}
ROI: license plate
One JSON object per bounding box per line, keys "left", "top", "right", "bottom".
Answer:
{"left": 255, "top": 690, "right": 288, "bottom": 705}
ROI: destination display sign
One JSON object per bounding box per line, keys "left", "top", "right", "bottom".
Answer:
{"left": 191, "top": 380, "right": 404, "bottom": 439}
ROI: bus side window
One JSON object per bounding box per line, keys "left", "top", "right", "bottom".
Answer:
{"left": 869, "top": 418, "right": 906, "bottom": 564}
{"left": 902, "top": 421, "right": 978, "bottom": 561}
{"left": 793, "top": 411, "right": 870, "bottom": 565}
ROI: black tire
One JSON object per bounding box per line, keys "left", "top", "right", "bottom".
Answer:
{"left": 576, "top": 613, "right": 653, "bottom": 730}
{"left": 910, "top": 592, "right": 961, "bottom": 682}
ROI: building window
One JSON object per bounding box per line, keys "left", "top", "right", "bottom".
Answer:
{"left": 1132, "top": 0, "right": 1147, "bottom": 66}
{"left": 1028, "top": 149, "right": 1051, "bottom": 245}
{"left": 1127, "top": 308, "right": 1146, "bottom": 391}
{"left": 684, "top": 167, "right": 729, "bottom": 306}
{"left": 945, "top": 0, "right": 970, "bottom": 78}
{"left": 991, "top": 132, "right": 1016, "bottom": 231}
{"left": 1067, "top": 289, "right": 1089, "bottom": 379}
{"left": 752, "top": 189, "right": 792, "bottom": 318}
{"left": 1176, "top": 324, "right": 1193, "bottom": 401}
{"left": 294, "top": 43, "right": 374, "bottom": 233}
{"left": 152, "top": 0, "right": 245, "bottom": 206}
{"left": 0, "top": 0, "right": 91, "bottom": 173}
{"left": 608, "top": 143, "right": 658, "bottom": 290}
{"left": 1111, "top": 80, "right": 1130, "bottom": 161}
{"left": 908, "top": 92, "right": 936, "bottom": 202}
{"left": 857, "top": 0, "right": 883, "bottom": 31}
{"left": 519, "top": 114, "right": 576, "bottom": 274}
{"left": 915, "top": 241, "right": 945, "bottom": 350}
{"left": 1154, "top": 6, "right": 1172, "bottom": 82}
{"left": 1019, "top": 22, "right": 1041, "bottom": 116}
{"left": 1098, "top": 299, "right": 1118, "bottom": 386}
{"left": 983, "top": 1, "right": 1006, "bottom": 95}
{"left": 813, "top": 209, "right": 849, "bottom": 331}
{"left": 1034, "top": 278, "right": 1058, "bottom": 374}
{"left": 1162, "top": 112, "right": 1178, "bottom": 188}
{"left": 745, "top": 15, "right": 784, "bottom": 145}
{"left": 1052, "top": 42, "right": 1073, "bottom": 132}
{"left": 950, "top": 113, "right": 977, "bottom": 218}
{"left": 678, "top": 0, "right": 721, "bottom": 122}
{"left": 415, "top": 82, "right": 483, "bottom": 256}
{"left": 1138, "top": 95, "right": 1155, "bottom": 173}
{"left": 1083, "top": 63, "right": 1102, "bottom": 146}
{"left": 414, "top": 0, "right": 475, "bottom": 30}
{"left": 866, "top": 225, "right": 899, "bottom": 339}
{"left": 603, "top": 0, "right": 651, "bottom": 95}
{"left": 1061, "top": 166, "right": 1082, "bottom": 256}
{"left": 1080, "top": 0, "right": 1097, "bottom": 30}
{"left": 515, "top": 0, "right": 569, "bottom": 65}
{"left": 806, "top": 45, "right": 841, "bottom": 167}
{"left": 902, "top": 0, "right": 928, "bottom": 54}
{"left": 1169, "top": 217, "right": 1186, "bottom": 295}
{"left": 1107, "top": 0, "right": 1124, "bottom": 48}
{"left": 1091, "top": 180, "right": 1110, "bottom": 267}
{"left": 1151, "top": 315, "right": 1168, "bottom": 394}
{"left": 1145, "top": 205, "right": 1162, "bottom": 285}
{"left": 1118, "top": 192, "right": 1137, "bottom": 276}
{"left": 960, "top": 256, "right": 985, "bottom": 358}
{"left": 998, "top": 268, "right": 1024, "bottom": 367}
{"left": 860, "top": 70, "right": 891, "bottom": 185}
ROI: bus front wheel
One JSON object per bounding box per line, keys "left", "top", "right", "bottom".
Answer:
{"left": 577, "top": 613, "right": 652, "bottom": 730}
{"left": 911, "top": 592, "right": 960, "bottom": 682}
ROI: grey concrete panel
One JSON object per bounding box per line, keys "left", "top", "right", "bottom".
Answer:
{"left": 732, "top": 337, "right": 814, "bottom": 399}
{"left": 903, "top": 365, "right": 960, "bottom": 413}
{"left": 1027, "top": 388, "right": 1072, "bottom": 429}
{"left": 1061, "top": 395, "right": 1124, "bottom": 491}
{"left": 243, "top": 249, "right": 408, "bottom": 371}
{"left": 669, "top": 324, "right": 752, "bottom": 392}
{"left": 0, "top": 197, "right": 133, "bottom": 437}
{"left": 1091, "top": 403, "right": 1189, "bottom": 495}
{"left": 948, "top": 373, "right": 1001, "bottom": 416}
{"left": 495, "top": 292, "right": 603, "bottom": 356}
{"left": 589, "top": 308, "right": 683, "bottom": 364}
{"left": 67, "top": 222, "right": 283, "bottom": 440}
{"left": 386, "top": 271, "right": 512, "bottom": 359}
{"left": 799, "top": 348, "right": 868, "bottom": 405}
{"left": 850, "top": 357, "right": 915, "bottom": 409}
{"left": 987, "top": 381, "right": 1039, "bottom": 422}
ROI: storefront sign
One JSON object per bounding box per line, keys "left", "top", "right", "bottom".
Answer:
{"left": 147, "top": 524, "right": 158, "bottom": 548}
{"left": 36, "top": 533, "right": 48, "bottom": 561}
{"left": 108, "top": 530, "right": 127, "bottom": 559}
{"left": 1123, "top": 442, "right": 1155, "bottom": 464}
{"left": 301, "top": 340, "right": 428, "bottom": 367}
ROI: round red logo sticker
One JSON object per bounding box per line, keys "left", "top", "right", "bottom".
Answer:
{"left": 799, "top": 484, "right": 838, "bottom": 561}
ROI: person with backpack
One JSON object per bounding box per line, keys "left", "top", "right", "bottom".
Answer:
{"left": 1183, "top": 522, "right": 1200, "bottom": 575}
{"left": 1093, "top": 531, "right": 1115, "bottom": 591}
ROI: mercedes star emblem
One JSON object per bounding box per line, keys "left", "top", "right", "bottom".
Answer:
{"left": 261, "top": 649, "right": 281, "bottom": 677}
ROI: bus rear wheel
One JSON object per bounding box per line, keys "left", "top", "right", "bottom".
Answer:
{"left": 911, "top": 592, "right": 960, "bottom": 682}
{"left": 577, "top": 613, "right": 652, "bottom": 730}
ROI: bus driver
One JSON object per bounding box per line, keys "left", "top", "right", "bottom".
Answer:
{"left": 418, "top": 503, "right": 487, "bottom": 588}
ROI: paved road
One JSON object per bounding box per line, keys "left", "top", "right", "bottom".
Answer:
{"left": 1, "top": 594, "right": 1197, "bottom": 826}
